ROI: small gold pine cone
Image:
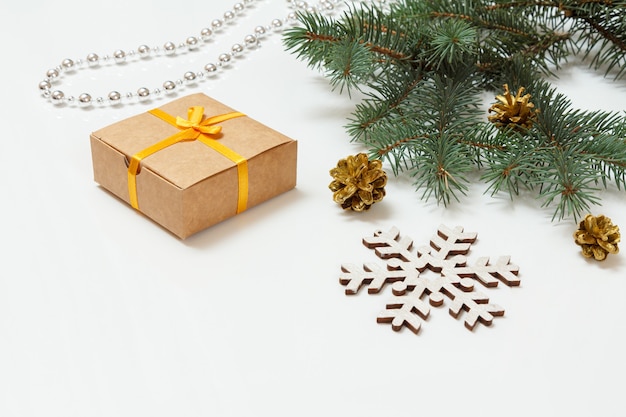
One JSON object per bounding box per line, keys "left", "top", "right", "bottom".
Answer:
{"left": 574, "top": 214, "right": 620, "bottom": 261}
{"left": 329, "top": 153, "right": 387, "bottom": 212}
{"left": 488, "top": 84, "right": 537, "bottom": 130}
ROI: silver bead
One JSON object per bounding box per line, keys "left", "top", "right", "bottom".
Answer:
{"left": 66, "top": 95, "right": 76, "bottom": 105}
{"left": 286, "top": 12, "right": 298, "bottom": 23}
{"left": 96, "top": 96, "right": 106, "bottom": 105}
{"left": 78, "top": 93, "right": 92, "bottom": 106}
{"left": 39, "top": 80, "right": 51, "bottom": 91}
{"left": 125, "top": 92, "right": 135, "bottom": 101}
{"left": 163, "top": 42, "right": 176, "bottom": 55}
{"left": 137, "top": 87, "right": 150, "bottom": 99}
{"left": 61, "top": 58, "right": 75, "bottom": 71}
{"left": 42, "top": 89, "right": 51, "bottom": 98}
{"left": 163, "top": 80, "right": 176, "bottom": 92}
{"left": 50, "top": 90, "right": 65, "bottom": 104}
{"left": 211, "top": 19, "right": 223, "bottom": 30}
{"left": 233, "top": 3, "right": 245, "bottom": 12}
{"left": 254, "top": 26, "right": 267, "bottom": 37}
{"left": 196, "top": 71, "right": 205, "bottom": 80}
{"left": 138, "top": 44, "right": 151, "bottom": 57}
{"left": 271, "top": 19, "right": 283, "bottom": 30}
{"left": 224, "top": 11, "right": 235, "bottom": 21}
{"left": 152, "top": 88, "right": 162, "bottom": 97}
{"left": 183, "top": 71, "right": 197, "bottom": 84}
{"left": 87, "top": 53, "right": 99, "bottom": 65}
{"left": 218, "top": 53, "right": 231, "bottom": 65}
{"left": 244, "top": 34, "right": 258, "bottom": 48}
{"left": 200, "top": 28, "right": 213, "bottom": 41}
{"left": 185, "top": 36, "right": 199, "bottom": 50}
{"left": 46, "top": 68, "right": 60, "bottom": 80}
{"left": 204, "top": 63, "right": 218, "bottom": 75}
{"left": 231, "top": 43, "right": 244, "bottom": 55}
{"left": 244, "top": 0, "right": 253, "bottom": 4}
{"left": 108, "top": 91, "right": 122, "bottom": 104}
{"left": 113, "top": 50, "right": 126, "bottom": 63}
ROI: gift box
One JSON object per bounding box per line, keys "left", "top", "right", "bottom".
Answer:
{"left": 90, "top": 93, "right": 297, "bottom": 238}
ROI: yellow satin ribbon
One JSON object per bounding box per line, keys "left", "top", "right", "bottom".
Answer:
{"left": 127, "top": 106, "right": 248, "bottom": 213}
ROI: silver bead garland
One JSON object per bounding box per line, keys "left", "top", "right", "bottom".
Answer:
{"left": 37, "top": 0, "right": 354, "bottom": 108}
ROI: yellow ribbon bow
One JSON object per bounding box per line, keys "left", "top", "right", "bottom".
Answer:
{"left": 174, "top": 106, "right": 226, "bottom": 135}
{"left": 127, "top": 106, "right": 247, "bottom": 212}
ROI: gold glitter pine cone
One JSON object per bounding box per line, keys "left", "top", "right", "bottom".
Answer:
{"left": 488, "top": 84, "right": 537, "bottom": 130}
{"left": 574, "top": 214, "right": 620, "bottom": 261}
{"left": 329, "top": 153, "right": 387, "bottom": 212}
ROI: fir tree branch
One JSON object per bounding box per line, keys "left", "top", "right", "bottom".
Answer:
{"left": 484, "top": 1, "right": 560, "bottom": 11}
{"left": 577, "top": 16, "right": 626, "bottom": 52}
{"left": 283, "top": 0, "right": 626, "bottom": 221}
{"left": 430, "top": 11, "right": 529, "bottom": 37}
{"left": 347, "top": 72, "right": 425, "bottom": 138}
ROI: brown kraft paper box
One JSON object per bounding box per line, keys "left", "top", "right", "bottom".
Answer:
{"left": 89, "top": 93, "right": 298, "bottom": 239}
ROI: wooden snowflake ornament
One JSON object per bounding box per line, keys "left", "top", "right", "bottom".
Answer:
{"left": 340, "top": 225, "right": 521, "bottom": 334}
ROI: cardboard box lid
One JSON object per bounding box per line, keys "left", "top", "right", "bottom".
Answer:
{"left": 90, "top": 93, "right": 294, "bottom": 190}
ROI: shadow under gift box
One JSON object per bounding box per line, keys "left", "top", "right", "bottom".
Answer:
{"left": 89, "top": 93, "right": 298, "bottom": 239}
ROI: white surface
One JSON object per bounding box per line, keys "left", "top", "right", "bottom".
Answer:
{"left": 2, "top": 1, "right": 625, "bottom": 416}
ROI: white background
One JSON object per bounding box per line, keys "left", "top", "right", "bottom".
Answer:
{"left": 2, "top": 1, "right": 625, "bottom": 416}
